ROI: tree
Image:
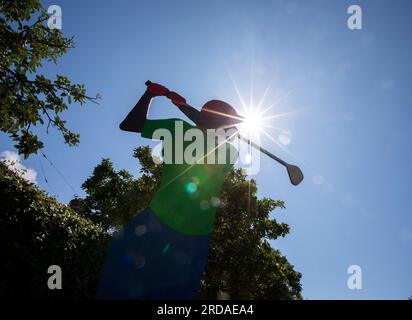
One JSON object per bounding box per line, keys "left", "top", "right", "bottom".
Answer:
{"left": 0, "top": 163, "right": 109, "bottom": 298}
{"left": 199, "top": 169, "right": 302, "bottom": 299}
{"left": 73, "top": 146, "right": 162, "bottom": 230}
{"left": 76, "top": 146, "right": 302, "bottom": 299}
{"left": 0, "top": 0, "right": 99, "bottom": 158}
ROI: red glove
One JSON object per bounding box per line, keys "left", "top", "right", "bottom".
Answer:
{"left": 167, "top": 91, "right": 187, "bottom": 108}
{"left": 146, "top": 81, "right": 169, "bottom": 96}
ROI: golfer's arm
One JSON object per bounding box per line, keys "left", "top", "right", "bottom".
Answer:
{"left": 177, "top": 105, "right": 201, "bottom": 124}
{"left": 119, "top": 91, "right": 154, "bottom": 133}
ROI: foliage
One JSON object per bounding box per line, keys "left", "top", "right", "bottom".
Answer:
{"left": 0, "top": 145, "right": 301, "bottom": 299}
{"left": 199, "top": 169, "right": 302, "bottom": 299}
{"left": 73, "top": 146, "right": 162, "bottom": 230}
{"left": 0, "top": 0, "right": 99, "bottom": 158}
{"left": 0, "top": 163, "right": 109, "bottom": 299}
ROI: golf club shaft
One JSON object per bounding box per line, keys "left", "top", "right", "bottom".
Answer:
{"left": 238, "top": 135, "right": 289, "bottom": 168}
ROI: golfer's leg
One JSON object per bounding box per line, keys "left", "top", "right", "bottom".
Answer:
{"left": 146, "top": 217, "right": 212, "bottom": 300}
{"left": 151, "top": 236, "right": 211, "bottom": 299}
{"left": 95, "top": 208, "right": 154, "bottom": 299}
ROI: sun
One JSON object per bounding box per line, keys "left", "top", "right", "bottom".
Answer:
{"left": 238, "top": 109, "right": 265, "bottom": 137}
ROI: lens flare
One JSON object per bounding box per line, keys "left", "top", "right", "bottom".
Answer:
{"left": 227, "top": 70, "right": 311, "bottom": 169}
{"left": 238, "top": 110, "right": 263, "bottom": 136}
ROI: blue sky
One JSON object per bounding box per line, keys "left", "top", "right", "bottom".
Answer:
{"left": 1, "top": 0, "right": 411, "bottom": 299}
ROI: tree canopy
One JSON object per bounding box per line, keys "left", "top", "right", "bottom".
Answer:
{"left": 0, "top": 0, "right": 99, "bottom": 158}
{"left": 0, "top": 146, "right": 302, "bottom": 299}
{"left": 0, "top": 163, "right": 109, "bottom": 298}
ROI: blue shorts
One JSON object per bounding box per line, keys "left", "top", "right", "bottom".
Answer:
{"left": 96, "top": 207, "right": 212, "bottom": 299}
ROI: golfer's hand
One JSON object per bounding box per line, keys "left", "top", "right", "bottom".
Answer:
{"left": 167, "top": 91, "right": 187, "bottom": 108}
{"left": 145, "top": 81, "right": 170, "bottom": 97}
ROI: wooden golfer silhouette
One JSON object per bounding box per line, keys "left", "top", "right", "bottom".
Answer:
{"left": 96, "top": 81, "right": 241, "bottom": 299}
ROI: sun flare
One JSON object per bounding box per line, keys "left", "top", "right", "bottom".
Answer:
{"left": 238, "top": 109, "right": 265, "bottom": 137}
{"left": 227, "top": 71, "right": 309, "bottom": 168}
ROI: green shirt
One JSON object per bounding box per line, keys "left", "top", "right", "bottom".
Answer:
{"left": 141, "top": 118, "right": 237, "bottom": 235}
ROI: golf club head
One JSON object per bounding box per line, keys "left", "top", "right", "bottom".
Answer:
{"left": 286, "top": 165, "right": 304, "bottom": 186}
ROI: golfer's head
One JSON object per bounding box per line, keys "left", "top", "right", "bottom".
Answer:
{"left": 197, "top": 100, "right": 242, "bottom": 130}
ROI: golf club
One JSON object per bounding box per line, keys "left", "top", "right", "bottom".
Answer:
{"left": 237, "top": 135, "right": 304, "bottom": 186}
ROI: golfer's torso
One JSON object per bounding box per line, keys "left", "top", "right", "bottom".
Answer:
{"left": 142, "top": 119, "right": 237, "bottom": 235}
{"left": 149, "top": 160, "right": 232, "bottom": 235}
